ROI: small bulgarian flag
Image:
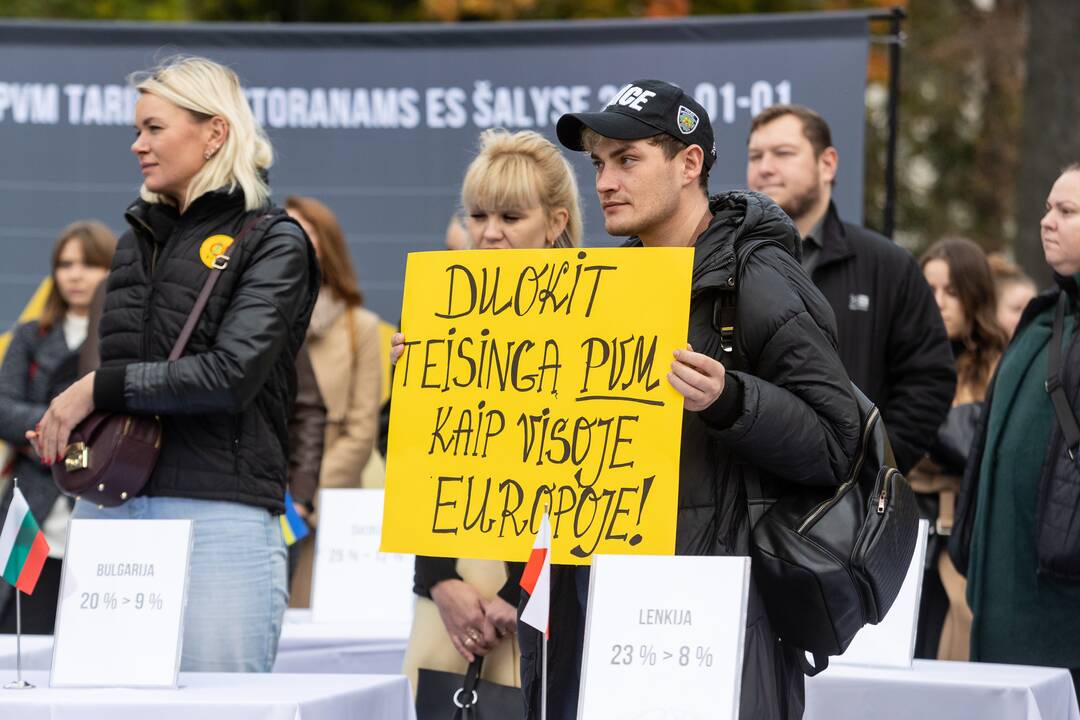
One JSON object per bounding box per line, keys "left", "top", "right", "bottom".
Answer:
{"left": 279, "top": 490, "right": 310, "bottom": 546}
{"left": 519, "top": 513, "right": 552, "bottom": 637}
{"left": 0, "top": 485, "right": 49, "bottom": 594}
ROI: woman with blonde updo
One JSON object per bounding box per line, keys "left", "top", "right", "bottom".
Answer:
{"left": 394, "top": 129, "right": 582, "bottom": 701}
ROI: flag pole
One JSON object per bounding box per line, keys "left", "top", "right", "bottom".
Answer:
{"left": 4, "top": 478, "right": 33, "bottom": 690}
{"left": 541, "top": 505, "right": 549, "bottom": 720}
{"left": 541, "top": 626, "right": 548, "bottom": 720}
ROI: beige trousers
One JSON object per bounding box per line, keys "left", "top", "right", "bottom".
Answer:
{"left": 401, "top": 558, "right": 521, "bottom": 696}
{"left": 937, "top": 551, "right": 972, "bottom": 661}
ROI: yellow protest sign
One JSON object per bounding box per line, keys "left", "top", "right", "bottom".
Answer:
{"left": 381, "top": 247, "right": 692, "bottom": 565}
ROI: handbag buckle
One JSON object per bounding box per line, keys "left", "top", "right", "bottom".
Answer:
{"left": 64, "top": 442, "right": 89, "bottom": 471}
{"left": 212, "top": 254, "right": 230, "bottom": 270}
{"left": 453, "top": 688, "right": 478, "bottom": 709}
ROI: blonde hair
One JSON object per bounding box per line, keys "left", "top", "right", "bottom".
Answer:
{"left": 131, "top": 56, "right": 273, "bottom": 212}
{"left": 461, "top": 129, "right": 583, "bottom": 248}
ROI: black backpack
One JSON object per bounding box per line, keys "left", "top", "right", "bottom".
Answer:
{"left": 717, "top": 238, "right": 920, "bottom": 676}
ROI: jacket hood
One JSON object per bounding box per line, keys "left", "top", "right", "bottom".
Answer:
{"left": 621, "top": 190, "right": 799, "bottom": 293}
{"left": 690, "top": 191, "right": 800, "bottom": 294}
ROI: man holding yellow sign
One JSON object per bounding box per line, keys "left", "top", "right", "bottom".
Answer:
{"left": 384, "top": 79, "right": 860, "bottom": 720}
{"left": 521, "top": 80, "right": 858, "bottom": 720}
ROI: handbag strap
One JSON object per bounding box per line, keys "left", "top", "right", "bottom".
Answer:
{"left": 453, "top": 656, "right": 484, "bottom": 709}
{"left": 167, "top": 213, "right": 273, "bottom": 362}
{"left": 1046, "top": 292, "right": 1080, "bottom": 459}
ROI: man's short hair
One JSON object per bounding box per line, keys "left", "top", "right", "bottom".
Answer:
{"left": 582, "top": 127, "right": 710, "bottom": 194}
{"left": 749, "top": 104, "right": 833, "bottom": 158}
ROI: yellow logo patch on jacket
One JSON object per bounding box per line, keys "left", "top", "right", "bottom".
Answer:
{"left": 199, "top": 235, "right": 234, "bottom": 269}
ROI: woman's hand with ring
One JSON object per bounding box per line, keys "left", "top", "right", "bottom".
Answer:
{"left": 430, "top": 580, "right": 493, "bottom": 662}
{"left": 27, "top": 371, "right": 95, "bottom": 465}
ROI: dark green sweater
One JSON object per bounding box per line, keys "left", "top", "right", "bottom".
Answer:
{"left": 968, "top": 302, "right": 1080, "bottom": 667}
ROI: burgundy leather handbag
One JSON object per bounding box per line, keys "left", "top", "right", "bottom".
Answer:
{"left": 52, "top": 214, "right": 268, "bottom": 507}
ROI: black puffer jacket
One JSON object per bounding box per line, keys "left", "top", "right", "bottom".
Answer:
{"left": 521, "top": 192, "right": 860, "bottom": 720}
{"left": 951, "top": 276, "right": 1080, "bottom": 579}
{"left": 811, "top": 203, "right": 955, "bottom": 474}
{"left": 93, "top": 188, "right": 319, "bottom": 514}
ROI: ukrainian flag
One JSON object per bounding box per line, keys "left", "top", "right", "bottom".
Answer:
{"left": 280, "top": 491, "right": 310, "bottom": 546}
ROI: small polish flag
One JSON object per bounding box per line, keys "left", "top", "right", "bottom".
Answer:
{"left": 519, "top": 513, "right": 551, "bottom": 637}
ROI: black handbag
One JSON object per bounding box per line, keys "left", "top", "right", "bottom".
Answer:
{"left": 717, "top": 237, "right": 920, "bottom": 676}
{"left": 415, "top": 657, "right": 524, "bottom": 720}
{"left": 929, "top": 402, "right": 983, "bottom": 476}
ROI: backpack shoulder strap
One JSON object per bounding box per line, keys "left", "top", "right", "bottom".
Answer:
{"left": 710, "top": 237, "right": 790, "bottom": 352}
{"left": 1047, "top": 292, "right": 1080, "bottom": 458}
{"left": 713, "top": 237, "right": 789, "bottom": 516}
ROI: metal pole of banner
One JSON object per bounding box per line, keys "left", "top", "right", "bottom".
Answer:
{"left": 4, "top": 478, "right": 34, "bottom": 690}
{"left": 870, "top": 6, "right": 907, "bottom": 239}
{"left": 884, "top": 6, "right": 904, "bottom": 239}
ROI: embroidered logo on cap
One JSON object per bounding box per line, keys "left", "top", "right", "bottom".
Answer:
{"left": 677, "top": 105, "right": 699, "bottom": 135}
{"left": 199, "top": 234, "right": 234, "bottom": 269}
{"left": 606, "top": 84, "right": 657, "bottom": 111}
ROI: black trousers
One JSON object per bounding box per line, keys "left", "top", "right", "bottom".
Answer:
{"left": 0, "top": 557, "right": 63, "bottom": 635}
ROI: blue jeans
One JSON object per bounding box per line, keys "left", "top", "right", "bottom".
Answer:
{"left": 72, "top": 496, "right": 287, "bottom": 672}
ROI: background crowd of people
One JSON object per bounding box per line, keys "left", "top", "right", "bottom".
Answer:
{"left": 0, "top": 54, "right": 1077, "bottom": 715}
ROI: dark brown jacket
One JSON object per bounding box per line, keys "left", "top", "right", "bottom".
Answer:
{"left": 289, "top": 344, "right": 325, "bottom": 504}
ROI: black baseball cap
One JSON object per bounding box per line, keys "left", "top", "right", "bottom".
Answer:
{"left": 556, "top": 79, "right": 716, "bottom": 168}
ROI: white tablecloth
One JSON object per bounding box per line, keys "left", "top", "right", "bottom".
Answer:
{"left": 0, "top": 670, "right": 414, "bottom": 720}
{"left": 274, "top": 609, "right": 410, "bottom": 675}
{"left": 806, "top": 660, "right": 1080, "bottom": 720}
{"left": 0, "top": 635, "right": 53, "bottom": 671}
{"left": 1, "top": 612, "right": 411, "bottom": 676}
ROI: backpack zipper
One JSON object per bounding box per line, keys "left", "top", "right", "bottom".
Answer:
{"left": 877, "top": 469, "right": 895, "bottom": 514}
{"left": 797, "top": 406, "right": 880, "bottom": 534}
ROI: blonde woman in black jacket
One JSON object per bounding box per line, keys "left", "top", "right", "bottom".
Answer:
{"left": 30, "top": 57, "right": 319, "bottom": 672}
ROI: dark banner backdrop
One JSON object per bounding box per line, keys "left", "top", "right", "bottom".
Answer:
{"left": 0, "top": 13, "right": 868, "bottom": 330}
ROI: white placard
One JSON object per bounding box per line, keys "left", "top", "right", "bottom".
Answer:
{"left": 51, "top": 519, "right": 192, "bottom": 687}
{"left": 579, "top": 555, "right": 751, "bottom": 720}
{"left": 832, "top": 518, "right": 930, "bottom": 669}
{"left": 311, "top": 488, "right": 414, "bottom": 625}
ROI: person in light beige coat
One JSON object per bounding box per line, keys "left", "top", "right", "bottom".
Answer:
{"left": 285, "top": 195, "right": 382, "bottom": 607}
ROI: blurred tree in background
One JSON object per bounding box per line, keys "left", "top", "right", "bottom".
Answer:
{"left": 1, "top": 0, "right": 1061, "bottom": 275}
{"left": 867, "top": 0, "right": 1024, "bottom": 256}
{"left": 1012, "top": 0, "right": 1080, "bottom": 285}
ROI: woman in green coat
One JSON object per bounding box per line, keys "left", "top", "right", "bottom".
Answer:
{"left": 952, "top": 164, "right": 1080, "bottom": 697}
